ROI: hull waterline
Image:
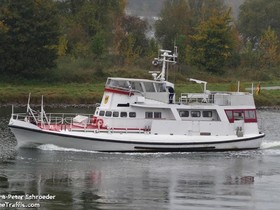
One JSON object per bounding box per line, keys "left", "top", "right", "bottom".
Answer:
{"left": 9, "top": 121, "right": 265, "bottom": 152}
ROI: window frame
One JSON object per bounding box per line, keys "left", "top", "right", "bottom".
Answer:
{"left": 129, "top": 112, "right": 136, "bottom": 118}
{"left": 191, "top": 111, "right": 201, "bottom": 118}
{"left": 120, "top": 112, "right": 127, "bottom": 118}
{"left": 154, "top": 112, "right": 162, "bottom": 119}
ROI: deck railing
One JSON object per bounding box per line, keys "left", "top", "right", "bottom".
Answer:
{"left": 11, "top": 112, "right": 149, "bottom": 134}
{"left": 179, "top": 92, "right": 253, "bottom": 106}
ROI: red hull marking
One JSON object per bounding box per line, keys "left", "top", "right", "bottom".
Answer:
{"left": 104, "top": 87, "right": 134, "bottom": 96}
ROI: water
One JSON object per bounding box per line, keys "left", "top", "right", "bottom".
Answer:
{"left": 1, "top": 107, "right": 280, "bottom": 210}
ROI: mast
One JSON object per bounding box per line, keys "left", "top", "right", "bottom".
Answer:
{"left": 151, "top": 46, "right": 178, "bottom": 81}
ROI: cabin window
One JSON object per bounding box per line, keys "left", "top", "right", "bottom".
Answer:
{"left": 99, "top": 111, "right": 105, "bottom": 116}
{"left": 143, "top": 82, "right": 155, "bottom": 92}
{"left": 225, "top": 109, "right": 257, "bottom": 123}
{"left": 105, "top": 111, "right": 112, "bottom": 117}
{"left": 244, "top": 110, "right": 257, "bottom": 122}
{"left": 145, "top": 112, "right": 153, "bottom": 119}
{"left": 120, "top": 112, "right": 127, "bottom": 118}
{"left": 225, "top": 110, "right": 243, "bottom": 122}
{"left": 234, "top": 111, "right": 244, "bottom": 120}
{"left": 203, "top": 111, "right": 212, "bottom": 118}
{"left": 113, "top": 112, "right": 119, "bottom": 117}
{"left": 225, "top": 110, "right": 233, "bottom": 123}
{"left": 244, "top": 110, "right": 255, "bottom": 119}
{"left": 179, "top": 110, "right": 189, "bottom": 117}
{"left": 191, "top": 111, "right": 201, "bottom": 117}
{"left": 129, "top": 112, "right": 136, "bottom": 118}
{"left": 154, "top": 112, "right": 162, "bottom": 119}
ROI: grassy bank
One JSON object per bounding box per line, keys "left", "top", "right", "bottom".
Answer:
{"left": 1, "top": 80, "right": 280, "bottom": 107}
{"left": 2, "top": 55, "right": 279, "bottom": 107}
{"left": 0, "top": 83, "right": 105, "bottom": 105}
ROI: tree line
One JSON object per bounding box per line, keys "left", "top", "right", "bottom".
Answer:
{"left": 0, "top": 0, "right": 279, "bottom": 80}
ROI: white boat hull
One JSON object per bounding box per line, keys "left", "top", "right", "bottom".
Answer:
{"left": 9, "top": 119, "right": 264, "bottom": 152}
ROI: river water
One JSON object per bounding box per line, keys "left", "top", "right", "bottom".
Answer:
{"left": 0, "top": 107, "right": 280, "bottom": 210}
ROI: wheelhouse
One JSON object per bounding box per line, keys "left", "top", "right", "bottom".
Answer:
{"left": 105, "top": 78, "right": 168, "bottom": 94}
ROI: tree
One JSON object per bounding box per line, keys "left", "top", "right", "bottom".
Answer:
{"left": 188, "top": 10, "right": 236, "bottom": 74}
{"left": 259, "top": 27, "right": 280, "bottom": 68}
{"left": 155, "top": 0, "right": 191, "bottom": 50}
{"left": 117, "top": 15, "right": 149, "bottom": 61}
{"left": 56, "top": 0, "right": 126, "bottom": 58}
{"left": 155, "top": 0, "right": 226, "bottom": 62}
{"left": 0, "top": 0, "right": 59, "bottom": 78}
{"left": 238, "top": 0, "right": 280, "bottom": 44}
{"left": 119, "top": 34, "right": 141, "bottom": 65}
{"left": 239, "top": 39, "right": 261, "bottom": 68}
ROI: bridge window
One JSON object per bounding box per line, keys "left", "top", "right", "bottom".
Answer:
{"left": 106, "top": 79, "right": 130, "bottom": 89}
{"left": 143, "top": 82, "right": 156, "bottom": 92}
{"left": 130, "top": 81, "right": 143, "bottom": 92}
{"left": 154, "top": 83, "right": 166, "bottom": 92}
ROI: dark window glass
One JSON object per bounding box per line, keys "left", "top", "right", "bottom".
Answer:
{"left": 105, "top": 111, "right": 112, "bottom": 117}
{"left": 145, "top": 112, "right": 153, "bottom": 118}
{"left": 113, "top": 112, "right": 119, "bottom": 117}
{"left": 120, "top": 112, "right": 127, "bottom": 117}
{"left": 99, "top": 111, "right": 105, "bottom": 116}
{"left": 179, "top": 110, "right": 189, "bottom": 117}
{"left": 129, "top": 112, "right": 136, "bottom": 118}
{"left": 203, "top": 111, "right": 212, "bottom": 118}
{"left": 191, "top": 111, "right": 201, "bottom": 117}
{"left": 154, "top": 112, "right": 162, "bottom": 119}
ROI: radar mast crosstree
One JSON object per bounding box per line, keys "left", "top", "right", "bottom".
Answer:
{"left": 150, "top": 46, "right": 178, "bottom": 81}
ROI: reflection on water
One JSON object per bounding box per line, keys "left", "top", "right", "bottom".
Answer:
{"left": 0, "top": 149, "right": 273, "bottom": 210}
{"left": 1, "top": 108, "right": 280, "bottom": 210}
{"left": 0, "top": 107, "right": 17, "bottom": 160}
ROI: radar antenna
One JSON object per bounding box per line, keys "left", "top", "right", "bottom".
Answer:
{"left": 151, "top": 46, "right": 178, "bottom": 81}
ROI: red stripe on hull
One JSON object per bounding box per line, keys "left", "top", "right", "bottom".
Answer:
{"left": 104, "top": 87, "right": 133, "bottom": 96}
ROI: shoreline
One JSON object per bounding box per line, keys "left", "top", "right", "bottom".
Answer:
{"left": 1, "top": 103, "right": 279, "bottom": 111}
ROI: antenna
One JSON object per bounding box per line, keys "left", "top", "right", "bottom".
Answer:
{"left": 151, "top": 46, "right": 178, "bottom": 81}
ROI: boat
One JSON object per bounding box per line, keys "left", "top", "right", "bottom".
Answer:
{"left": 9, "top": 47, "right": 265, "bottom": 152}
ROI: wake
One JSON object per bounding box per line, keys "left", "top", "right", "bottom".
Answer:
{"left": 37, "top": 144, "right": 99, "bottom": 154}
{"left": 261, "top": 141, "right": 280, "bottom": 150}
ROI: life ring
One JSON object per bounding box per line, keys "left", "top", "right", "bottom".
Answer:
{"left": 97, "top": 119, "right": 104, "bottom": 128}
{"left": 91, "top": 116, "right": 97, "bottom": 125}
